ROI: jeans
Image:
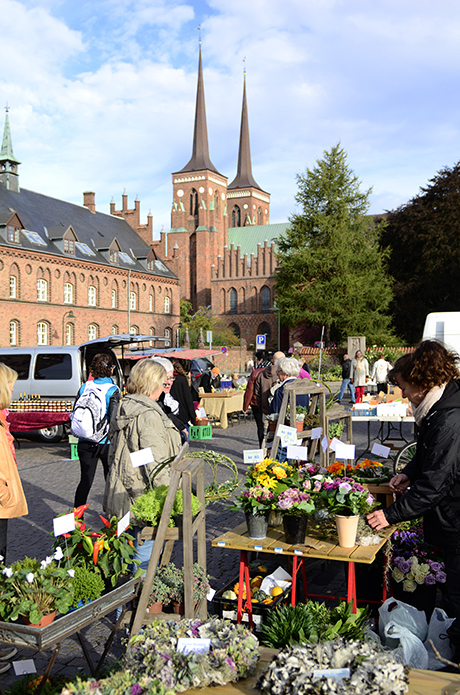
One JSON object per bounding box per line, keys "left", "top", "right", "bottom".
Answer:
{"left": 337, "top": 378, "right": 355, "bottom": 402}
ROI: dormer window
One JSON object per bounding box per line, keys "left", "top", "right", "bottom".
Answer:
{"left": 7, "top": 226, "right": 20, "bottom": 244}
{"left": 110, "top": 249, "right": 118, "bottom": 263}
{"left": 63, "top": 238, "right": 75, "bottom": 254}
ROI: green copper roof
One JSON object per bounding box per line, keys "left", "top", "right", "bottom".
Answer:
{"left": 228, "top": 222, "right": 289, "bottom": 257}
{"left": 0, "top": 110, "right": 21, "bottom": 164}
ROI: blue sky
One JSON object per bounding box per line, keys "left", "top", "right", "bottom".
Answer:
{"left": 2, "top": 0, "right": 460, "bottom": 238}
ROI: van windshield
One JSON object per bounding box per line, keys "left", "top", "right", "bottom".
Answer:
{"left": 0, "top": 354, "right": 31, "bottom": 380}
{"left": 34, "top": 354, "right": 73, "bottom": 380}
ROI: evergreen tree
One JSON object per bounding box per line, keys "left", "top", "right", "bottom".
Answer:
{"left": 382, "top": 162, "right": 460, "bottom": 343}
{"left": 275, "top": 144, "right": 394, "bottom": 345}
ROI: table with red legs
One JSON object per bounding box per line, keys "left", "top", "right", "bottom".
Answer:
{"left": 212, "top": 522, "right": 393, "bottom": 629}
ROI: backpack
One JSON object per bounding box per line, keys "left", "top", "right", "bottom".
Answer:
{"left": 70, "top": 381, "right": 115, "bottom": 442}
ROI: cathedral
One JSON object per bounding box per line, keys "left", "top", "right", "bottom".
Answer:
{"left": 114, "top": 47, "right": 288, "bottom": 347}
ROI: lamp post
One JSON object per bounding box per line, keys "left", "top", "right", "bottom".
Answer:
{"left": 62, "top": 310, "right": 75, "bottom": 345}
{"left": 171, "top": 322, "right": 183, "bottom": 348}
{"left": 271, "top": 302, "right": 280, "bottom": 351}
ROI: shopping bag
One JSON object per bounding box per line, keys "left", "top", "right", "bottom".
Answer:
{"left": 384, "top": 622, "right": 429, "bottom": 670}
{"left": 379, "top": 598, "right": 428, "bottom": 643}
{"left": 424, "top": 607, "right": 455, "bottom": 670}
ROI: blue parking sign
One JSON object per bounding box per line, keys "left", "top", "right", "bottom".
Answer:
{"left": 256, "top": 334, "right": 266, "bottom": 348}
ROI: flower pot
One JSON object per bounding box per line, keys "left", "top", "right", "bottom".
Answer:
{"left": 283, "top": 514, "right": 308, "bottom": 545}
{"left": 335, "top": 514, "right": 359, "bottom": 548}
{"left": 24, "top": 611, "right": 56, "bottom": 628}
{"left": 245, "top": 511, "right": 269, "bottom": 540}
{"left": 268, "top": 510, "right": 283, "bottom": 528}
{"left": 147, "top": 601, "right": 163, "bottom": 613}
{"left": 296, "top": 421, "right": 304, "bottom": 432}
{"left": 172, "top": 601, "right": 185, "bottom": 615}
{"left": 269, "top": 421, "right": 277, "bottom": 432}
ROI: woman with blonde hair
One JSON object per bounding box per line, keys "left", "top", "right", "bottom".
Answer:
{"left": 104, "top": 359, "right": 182, "bottom": 570}
{"left": 351, "top": 350, "right": 369, "bottom": 403}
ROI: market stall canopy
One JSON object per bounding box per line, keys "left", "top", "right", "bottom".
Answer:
{"left": 123, "top": 348, "right": 221, "bottom": 361}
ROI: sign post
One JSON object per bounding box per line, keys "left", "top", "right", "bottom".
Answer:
{"left": 256, "top": 334, "right": 266, "bottom": 350}
{"left": 206, "top": 330, "right": 213, "bottom": 351}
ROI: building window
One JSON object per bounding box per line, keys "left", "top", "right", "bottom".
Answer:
{"left": 111, "top": 288, "right": 117, "bottom": 308}
{"left": 164, "top": 328, "right": 171, "bottom": 347}
{"left": 164, "top": 296, "right": 170, "bottom": 314}
{"left": 9, "top": 321, "right": 18, "bottom": 346}
{"left": 88, "top": 285, "right": 97, "bottom": 306}
{"left": 9, "top": 275, "right": 17, "bottom": 299}
{"left": 230, "top": 323, "right": 240, "bottom": 339}
{"left": 149, "top": 326, "right": 155, "bottom": 346}
{"left": 64, "top": 323, "right": 74, "bottom": 346}
{"left": 37, "top": 322, "right": 48, "bottom": 345}
{"left": 88, "top": 324, "right": 98, "bottom": 340}
{"left": 111, "top": 324, "right": 119, "bottom": 335}
{"left": 190, "top": 189, "right": 198, "bottom": 216}
{"left": 64, "top": 282, "right": 73, "bottom": 304}
{"left": 37, "top": 278, "right": 48, "bottom": 302}
{"left": 63, "top": 238, "right": 75, "bottom": 254}
{"left": 214, "top": 190, "right": 219, "bottom": 216}
{"left": 149, "top": 293, "right": 154, "bottom": 312}
{"left": 257, "top": 207, "right": 262, "bottom": 225}
{"left": 129, "top": 291, "right": 137, "bottom": 311}
{"left": 232, "top": 206, "right": 241, "bottom": 227}
{"left": 229, "top": 288, "right": 237, "bottom": 314}
{"left": 258, "top": 322, "right": 272, "bottom": 341}
{"left": 129, "top": 325, "right": 139, "bottom": 335}
{"left": 7, "top": 226, "right": 21, "bottom": 244}
{"left": 261, "top": 286, "right": 271, "bottom": 311}
{"left": 110, "top": 249, "right": 119, "bottom": 264}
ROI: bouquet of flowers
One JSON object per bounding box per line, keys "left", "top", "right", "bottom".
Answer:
{"left": 327, "top": 459, "right": 391, "bottom": 482}
{"left": 391, "top": 523, "right": 446, "bottom": 592}
{"left": 318, "top": 477, "right": 377, "bottom": 517}
{"left": 231, "top": 485, "right": 276, "bottom": 515}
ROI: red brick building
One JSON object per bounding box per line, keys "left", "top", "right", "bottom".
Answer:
{"left": 0, "top": 110, "right": 180, "bottom": 348}
{"left": 111, "top": 48, "right": 288, "bottom": 348}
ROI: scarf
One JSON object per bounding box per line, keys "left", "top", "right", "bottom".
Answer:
{"left": 412, "top": 384, "right": 446, "bottom": 426}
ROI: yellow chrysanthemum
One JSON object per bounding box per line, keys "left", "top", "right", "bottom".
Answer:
{"left": 257, "top": 473, "right": 277, "bottom": 489}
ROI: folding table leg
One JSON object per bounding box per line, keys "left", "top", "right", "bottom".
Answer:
{"left": 33, "top": 643, "right": 62, "bottom": 695}
{"left": 243, "top": 560, "right": 253, "bottom": 630}
{"left": 347, "top": 562, "right": 357, "bottom": 614}
{"left": 237, "top": 551, "right": 247, "bottom": 624}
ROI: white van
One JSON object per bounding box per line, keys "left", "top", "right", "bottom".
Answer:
{"left": 422, "top": 312, "right": 460, "bottom": 354}
{"left": 0, "top": 335, "right": 152, "bottom": 441}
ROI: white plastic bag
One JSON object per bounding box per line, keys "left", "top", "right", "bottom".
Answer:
{"left": 379, "top": 598, "right": 428, "bottom": 643}
{"left": 424, "top": 608, "right": 455, "bottom": 670}
{"left": 384, "top": 622, "right": 429, "bottom": 670}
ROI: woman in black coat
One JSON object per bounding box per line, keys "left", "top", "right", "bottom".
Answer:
{"left": 170, "top": 360, "right": 196, "bottom": 427}
{"left": 368, "top": 340, "right": 460, "bottom": 662}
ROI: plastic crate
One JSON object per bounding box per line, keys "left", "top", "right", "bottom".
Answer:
{"left": 189, "top": 425, "right": 212, "bottom": 440}
{"left": 212, "top": 575, "right": 291, "bottom": 630}
{"left": 350, "top": 408, "right": 377, "bottom": 417}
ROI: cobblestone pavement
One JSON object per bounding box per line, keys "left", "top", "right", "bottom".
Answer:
{"left": 1, "top": 394, "right": 415, "bottom": 690}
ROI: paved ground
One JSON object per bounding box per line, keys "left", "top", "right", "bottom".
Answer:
{"left": 1, "top": 389, "right": 416, "bottom": 690}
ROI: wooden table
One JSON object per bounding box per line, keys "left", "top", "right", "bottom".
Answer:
{"left": 352, "top": 414, "right": 416, "bottom": 459}
{"left": 212, "top": 521, "right": 393, "bottom": 628}
{"left": 199, "top": 390, "right": 244, "bottom": 429}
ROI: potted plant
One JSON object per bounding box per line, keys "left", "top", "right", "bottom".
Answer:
{"left": 145, "top": 572, "right": 171, "bottom": 613}
{"left": 267, "top": 413, "right": 279, "bottom": 431}
{"left": 70, "top": 566, "right": 105, "bottom": 610}
{"left": 0, "top": 549, "right": 75, "bottom": 626}
{"left": 130, "top": 485, "right": 201, "bottom": 528}
{"left": 285, "top": 406, "right": 307, "bottom": 432}
{"left": 317, "top": 477, "right": 377, "bottom": 548}
{"left": 155, "top": 562, "right": 210, "bottom": 614}
{"left": 231, "top": 485, "right": 276, "bottom": 539}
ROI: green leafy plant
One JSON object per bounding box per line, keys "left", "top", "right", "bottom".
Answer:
{"left": 130, "top": 485, "right": 201, "bottom": 527}
{"left": 71, "top": 567, "right": 105, "bottom": 607}
{"left": 153, "top": 562, "right": 210, "bottom": 603}
{"left": 328, "top": 420, "right": 344, "bottom": 439}
{"left": 261, "top": 600, "right": 370, "bottom": 648}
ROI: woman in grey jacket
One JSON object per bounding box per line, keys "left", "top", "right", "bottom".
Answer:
{"left": 104, "top": 359, "right": 182, "bottom": 570}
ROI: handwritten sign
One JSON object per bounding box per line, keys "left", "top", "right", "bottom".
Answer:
{"left": 117, "top": 511, "right": 130, "bottom": 537}
{"left": 286, "top": 444, "right": 309, "bottom": 461}
{"left": 130, "top": 447, "right": 155, "bottom": 468}
{"left": 53, "top": 512, "right": 75, "bottom": 537}
{"left": 243, "top": 449, "right": 265, "bottom": 464}
{"left": 277, "top": 424, "right": 298, "bottom": 447}
{"left": 177, "top": 638, "right": 211, "bottom": 654}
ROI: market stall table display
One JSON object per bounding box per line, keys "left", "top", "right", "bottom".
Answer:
{"left": 6, "top": 411, "right": 70, "bottom": 432}
{"left": 212, "top": 521, "right": 393, "bottom": 628}
{"left": 199, "top": 390, "right": 244, "bottom": 429}
{"left": 353, "top": 414, "right": 416, "bottom": 461}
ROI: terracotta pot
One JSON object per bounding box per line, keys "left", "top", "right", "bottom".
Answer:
{"left": 269, "top": 421, "right": 277, "bottom": 432}
{"left": 245, "top": 511, "right": 269, "bottom": 540}
{"left": 283, "top": 514, "right": 308, "bottom": 545}
{"left": 335, "top": 514, "right": 359, "bottom": 548}
{"left": 24, "top": 611, "right": 56, "bottom": 628}
{"left": 172, "top": 600, "right": 185, "bottom": 615}
{"left": 296, "top": 420, "right": 305, "bottom": 432}
{"left": 147, "top": 601, "right": 163, "bottom": 613}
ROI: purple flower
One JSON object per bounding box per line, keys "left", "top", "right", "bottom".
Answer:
{"left": 424, "top": 573, "right": 436, "bottom": 585}
{"left": 313, "top": 480, "right": 322, "bottom": 492}
{"left": 131, "top": 685, "right": 143, "bottom": 695}
{"left": 435, "top": 571, "right": 447, "bottom": 583}
{"left": 366, "top": 495, "right": 374, "bottom": 505}
{"left": 303, "top": 480, "right": 312, "bottom": 491}
{"left": 338, "top": 482, "right": 352, "bottom": 493}
{"left": 430, "top": 562, "right": 442, "bottom": 573}
{"left": 399, "top": 561, "right": 412, "bottom": 573}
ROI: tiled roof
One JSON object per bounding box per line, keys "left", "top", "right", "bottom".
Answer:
{"left": 227, "top": 222, "right": 289, "bottom": 257}
{"left": 0, "top": 186, "right": 177, "bottom": 280}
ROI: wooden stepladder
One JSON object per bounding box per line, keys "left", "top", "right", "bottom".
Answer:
{"left": 130, "top": 443, "right": 207, "bottom": 635}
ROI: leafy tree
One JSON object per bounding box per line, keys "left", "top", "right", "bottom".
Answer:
{"left": 275, "top": 144, "right": 394, "bottom": 345}
{"left": 382, "top": 162, "right": 460, "bottom": 343}
{"left": 179, "top": 302, "right": 239, "bottom": 347}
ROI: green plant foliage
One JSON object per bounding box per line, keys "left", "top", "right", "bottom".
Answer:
{"left": 179, "top": 303, "right": 240, "bottom": 347}
{"left": 261, "top": 600, "right": 370, "bottom": 648}
{"left": 71, "top": 567, "right": 105, "bottom": 606}
{"left": 275, "top": 144, "right": 395, "bottom": 345}
{"left": 130, "top": 486, "right": 201, "bottom": 527}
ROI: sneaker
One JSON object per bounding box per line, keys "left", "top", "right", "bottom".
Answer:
{"left": 0, "top": 646, "right": 17, "bottom": 660}
{"left": 0, "top": 661, "right": 11, "bottom": 674}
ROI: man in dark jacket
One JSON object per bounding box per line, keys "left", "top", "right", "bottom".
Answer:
{"left": 336, "top": 354, "right": 355, "bottom": 404}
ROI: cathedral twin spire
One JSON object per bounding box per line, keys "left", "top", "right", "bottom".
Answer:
{"left": 178, "top": 48, "right": 262, "bottom": 192}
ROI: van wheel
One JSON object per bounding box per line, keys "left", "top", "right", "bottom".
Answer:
{"left": 38, "top": 425, "right": 65, "bottom": 443}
